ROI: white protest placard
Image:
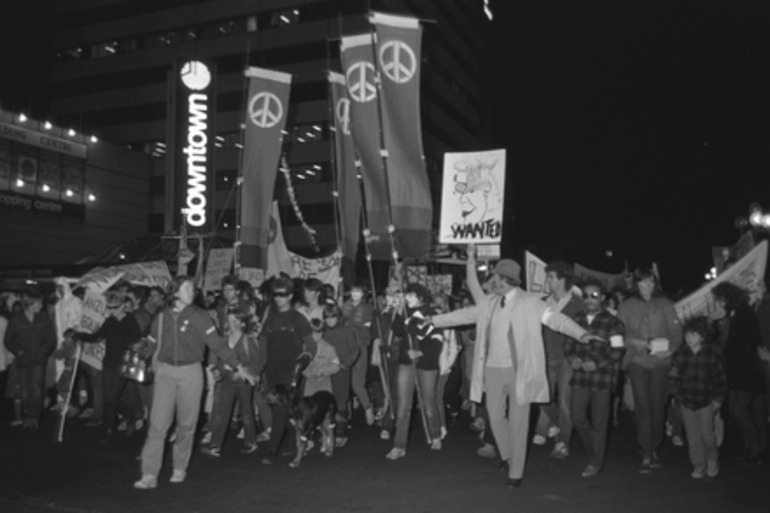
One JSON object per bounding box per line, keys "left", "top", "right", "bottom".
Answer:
{"left": 439, "top": 149, "right": 506, "bottom": 244}
{"left": 203, "top": 248, "right": 234, "bottom": 292}
{"left": 79, "top": 289, "right": 107, "bottom": 370}
{"left": 675, "top": 240, "right": 767, "bottom": 320}
{"left": 477, "top": 244, "right": 501, "bottom": 260}
{"left": 238, "top": 267, "right": 265, "bottom": 289}
{"left": 525, "top": 251, "right": 550, "bottom": 294}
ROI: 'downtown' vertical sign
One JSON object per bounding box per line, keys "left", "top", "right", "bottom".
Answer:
{"left": 166, "top": 59, "right": 217, "bottom": 234}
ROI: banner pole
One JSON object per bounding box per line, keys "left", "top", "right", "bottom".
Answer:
{"left": 233, "top": 38, "right": 253, "bottom": 274}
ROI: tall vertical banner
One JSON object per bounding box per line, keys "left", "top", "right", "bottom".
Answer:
{"left": 170, "top": 59, "right": 217, "bottom": 234}
{"left": 439, "top": 149, "right": 506, "bottom": 244}
{"left": 239, "top": 67, "right": 292, "bottom": 272}
{"left": 340, "top": 34, "right": 391, "bottom": 260}
{"left": 372, "top": 13, "right": 433, "bottom": 259}
{"left": 328, "top": 72, "right": 361, "bottom": 261}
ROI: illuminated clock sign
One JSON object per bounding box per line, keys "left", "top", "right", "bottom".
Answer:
{"left": 171, "top": 59, "right": 217, "bottom": 234}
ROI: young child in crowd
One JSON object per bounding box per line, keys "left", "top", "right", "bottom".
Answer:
{"left": 668, "top": 316, "right": 727, "bottom": 479}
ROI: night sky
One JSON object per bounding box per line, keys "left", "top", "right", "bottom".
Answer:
{"left": 2, "top": 2, "right": 769, "bottom": 293}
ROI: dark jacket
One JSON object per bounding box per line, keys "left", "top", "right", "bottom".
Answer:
{"left": 324, "top": 324, "right": 360, "bottom": 369}
{"left": 394, "top": 305, "right": 443, "bottom": 370}
{"left": 542, "top": 294, "right": 586, "bottom": 362}
{"left": 79, "top": 314, "right": 142, "bottom": 371}
{"left": 4, "top": 310, "right": 56, "bottom": 367}
{"left": 723, "top": 303, "right": 766, "bottom": 394}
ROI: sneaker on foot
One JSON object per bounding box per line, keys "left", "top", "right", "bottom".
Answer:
{"left": 440, "top": 426, "right": 448, "bottom": 440}
{"left": 10, "top": 419, "right": 23, "bottom": 427}
{"left": 169, "top": 469, "right": 186, "bottom": 483}
{"left": 665, "top": 422, "right": 673, "bottom": 437}
{"left": 201, "top": 445, "right": 221, "bottom": 457}
{"left": 134, "top": 419, "right": 145, "bottom": 431}
{"left": 236, "top": 427, "right": 245, "bottom": 439}
{"left": 261, "top": 454, "right": 275, "bottom": 465}
{"left": 477, "top": 443, "right": 496, "bottom": 458}
{"left": 547, "top": 425, "right": 560, "bottom": 438}
{"left": 430, "top": 440, "right": 442, "bottom": 451}
{"left": 117, "top": 420, "right": 128, "bottom": 432}
{"left": 672, "top": 435, "right": 684, "bottom": 447}
{"left": 650, "top": 452, "right": 662, "bottom": 468}
{"left": 78, "top": 407, "right": 94, "bottom": 419}
{"left": 470, "top": 417, "right": 485, "bottom": 432}
{"left": 256, "top": 428, "right": 271, "bottom": 443}
{"left": 242, "top": 442, "right": 258, "bottom": 454}
{"left": 385, "top": 448, "right": 406, "bottom": 460}
{"left": 380, "top": 429, "right": 391, "bottom": 440}
{"left": 532, "top": 434, "right": 547, "bottom": 446}
{"left": 706, "top": 461, "right": 719, "bottom": 477}
{"left": 134, "top": 474, "right": 157, "bottom": 490}
{"left": 550, "top": 442, "right": 569, "bottom": 459}
{"left": 581, "top": 465, "right": 601, "bottom": 478}
{"left": 691, "top": 466, "right": 705, "bottom": 479}
{"left": 639, "top": 458, "right": 653, "bottom": 474}
{"left": 334, "top": 436, "right": 348, "bottom": 448}
{"left": 365, "top": 407, "right": 375, "bottom": 426}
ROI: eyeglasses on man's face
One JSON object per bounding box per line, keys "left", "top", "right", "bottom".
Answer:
{"left": 273, "top": 291, "right": 292, "bottom": 298}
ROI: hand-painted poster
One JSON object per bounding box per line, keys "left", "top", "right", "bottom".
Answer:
{"left": 439, "top": 150, "right": 506, "bottom": 244}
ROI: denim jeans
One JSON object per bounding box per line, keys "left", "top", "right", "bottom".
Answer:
{"left": 571, "top": 387, "right": 611, "bottom": 468}
{"left": 209, "top": 378, "right": 256, "bottom": 447}
{"left": 681, "top": 404, "right": 718, "bottom": 468}
{"left": 102, "top": 367, "right": 137, "bottom": 433}
{"left": 627, "top": 363, "right": 669, "bottom": 459}
{"left": 351, "top": 346, "right": 372, "bottom": 410}
{"left": 537, "top": 358, "right": 573, "bottom": 445}
{"left": 18, "top": 365, "right": 45, "bottom": 423}
{"left": 393, "top": 365, "right": 440, "bottom": 449}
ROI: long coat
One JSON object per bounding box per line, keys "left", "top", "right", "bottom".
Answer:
{"left": 432, "top": 289, "right": 588, "bottom": 406}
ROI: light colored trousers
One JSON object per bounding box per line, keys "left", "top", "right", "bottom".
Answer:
{"left": 484, "top": 366, "right": 530, "bottom": 480}
{"left": 140, "top": 363, "right": 204, "bottom": 477}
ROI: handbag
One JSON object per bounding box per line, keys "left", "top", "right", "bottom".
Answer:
{"left": 118, "top": 312, "right": 163, "bottom": 384}
{"left": 118, "top": 346, "right": 153, "bottom": 383}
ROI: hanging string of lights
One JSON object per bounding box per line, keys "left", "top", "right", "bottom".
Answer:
{"left": 279, "top": 155, "right": 319, "bottom": 253}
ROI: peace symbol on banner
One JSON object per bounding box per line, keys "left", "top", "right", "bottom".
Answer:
{"left": 336, "top": 98, "right": 351, "bottom": 135}
{"left": 346, "top": 61, "right": 377, "bottom": 103}
{"left": 248, "top": 91, "right": 284, "bottom": 128}
{"left": 379, "top": 40, "right": 416, "bottom": 84}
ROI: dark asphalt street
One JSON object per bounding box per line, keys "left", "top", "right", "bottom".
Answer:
{"left": 1, "top": 406, "right": 768, "bottom": 513}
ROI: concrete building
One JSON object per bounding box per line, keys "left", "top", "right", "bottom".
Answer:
{"left": 49, "top": 0, "right": 494, "bottom": 256}
{"left": 0, "top": 108, "right": 151, "bottom": 271}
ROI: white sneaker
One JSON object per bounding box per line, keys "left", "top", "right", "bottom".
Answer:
{"left": 237, "top": 427, "right": 245, "bottom": 439}
{"left": 134, "top": 419, "right": 145, "bottom": 431}
{"left": 201, "top": 431, "right": 212, "bottom": 444}
{"left": 133, "top": 475, "right": 157, "bottom": 490}
{"left": 547, "top": 425, "right": 560, "bottom": 438}
{"left": 430, "top": 440, "right": 442, "bottom": 451}
{"left": 380, "top": 430, "right": 391, "bottom": 440}
{"left": 672, "top": 435, "right": 684, "bottom": 447}
{"left": 169, "top": 469, "right": 186, "bottom": 483}
{"left": 365, "top": 407, "right": 375, "bottom": 426}
{"left": 532, "top": 434, "right": 547, "bottom": 445}
{"left": 440, "top": 426, "right": 448, "bottom": 440}
{"left": 385, "top": 448, "right": 406, "bottom": 460}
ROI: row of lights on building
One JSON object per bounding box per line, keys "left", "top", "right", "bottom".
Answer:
{"left": 17, "top": 113, "right": 99, "bottom": 143}
{"left": 13, "top": 178, "right": 96, "bottom": 202}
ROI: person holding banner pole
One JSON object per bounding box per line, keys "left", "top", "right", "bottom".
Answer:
{"left": 134, "top": 276, "right": 256, "bottom": 490}
{"left": 385, "top": 283, "right": 443, "bottom": 460}
{"left": 427, "top": 250, "right": 599, "bottom": 488}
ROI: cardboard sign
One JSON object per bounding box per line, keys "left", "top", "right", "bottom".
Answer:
{"left": 203, "top": 248, "right": 234, "bottom": 292}
{"left": 439, "top": 149, "right": 507, "bottom": 244}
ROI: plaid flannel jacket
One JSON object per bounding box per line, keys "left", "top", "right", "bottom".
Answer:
{"left": 564, "top": 309, "right": 626, "bottom": 391}
{"left": 668, "top": 343, "right": 727, "bottom": 410}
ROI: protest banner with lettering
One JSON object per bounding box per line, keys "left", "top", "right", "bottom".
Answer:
{"left": 675, "top": 240, "right": 767, "bottom": 320}
{"left": 573, "top": 263, "right": 627, "bottom": 291}
{"left": 203, "top": 248, "right": 234, "bottom": 292}
{"left": 525, "top": 251, "right": 550, "bottom": 294}
{"left": 712, "top": 231, "right": 754, "bottom": 275}
{"left": 439, "top": 149, "right": 506, "bottom": 244}
{"left": 78, "top": 261, "right": 172, "bottom": 294}
{"left": 79, "top": 289, "right": 107, "bottom": 370}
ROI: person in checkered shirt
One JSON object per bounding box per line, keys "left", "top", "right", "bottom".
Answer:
{"left": 669, "top": 316, "right": 727, "bottom": 479}
{"left": 564, "top": 280, "right": 626, "bottom": 477}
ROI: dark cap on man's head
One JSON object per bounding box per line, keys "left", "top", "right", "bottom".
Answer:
{"left": 492, "top": 259, "right": 522, "bottom": 285}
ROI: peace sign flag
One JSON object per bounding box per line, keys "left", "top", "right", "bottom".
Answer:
{"left": 239, "top": 67, "right": 292, "bottom": 271}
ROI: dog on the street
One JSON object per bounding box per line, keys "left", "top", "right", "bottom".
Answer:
{"left": 267, "top": 353, "right": 338, "bottom": 468}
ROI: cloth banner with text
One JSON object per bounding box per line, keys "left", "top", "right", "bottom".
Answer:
{"left": 203, "top": 248, "right": 234, "bottom": 293}
{"left": 676, "top": 240, "right": 767, "bottom": 320}
{"left": 573, "top": 263, "right": 627, "bottom": 291}
{"left": 372, "top": 12, "right": 432, "bottom": 259}
{"left": 439, "top": 149, "right": 506, "bottom": 244}
{"left": 77, "top": 261, "right": 172, "bottom": 294}
{"left": 340, "top": 34, "right": 390, "bottom": 260}
{"left": 328, "top": 71, "right": 362, "bottom": 261}
{"left": 266, "top": 202, "right": 342, "bottom": 291}
{"left": 239, "top": 67, "right": 292, "bottom": 272}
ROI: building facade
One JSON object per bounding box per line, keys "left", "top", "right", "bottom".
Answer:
{"left": 49, "top": 0, "right": 493, "bottom": 257}
{"left": 0, "top": 108, "right": 151, "bottom": 269}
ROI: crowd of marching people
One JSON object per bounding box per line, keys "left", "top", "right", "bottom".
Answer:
{"left": 1, "top": 246, "right": 770, "bottom": 489}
